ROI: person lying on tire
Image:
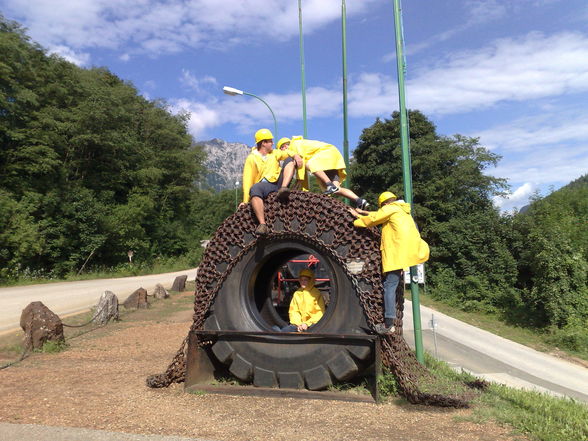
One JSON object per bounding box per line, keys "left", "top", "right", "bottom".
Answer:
{"left": 240, "top": 128, "right": 302, "bottom": 236}
{"left": 276, "top": 137, "right": 369, "bottom": 210}
{"left": 272, "top": 269, "right": 326, "bottom": 332}
{"left": 350, "top": 191, "right": 430, "bottom": 335}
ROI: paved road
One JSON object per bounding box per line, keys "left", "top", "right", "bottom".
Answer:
{"left": 403, "top": 300, "right": 588, "bottom": 402}
{"left": 0, "top": 269, "right": 198, "bottom": 333}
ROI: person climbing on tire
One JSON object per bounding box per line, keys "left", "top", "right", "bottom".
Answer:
{"left": 276, "top": 137, "right": 369, "bottom": 210}
{"left": 240, "top": 129, "right": 301, "bottom": 235}
{"left": 272, "top": 268, "right": 326, "bottom": 332}
{"left": 350, "top": 191, "right": 430, "bottom": 335}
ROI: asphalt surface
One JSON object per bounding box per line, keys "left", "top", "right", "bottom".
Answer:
{"left": 0, "top": 268, "right": 198, "bottom": 333}
{"left": 403, "top": 300, "right": 588, "bottom": 403}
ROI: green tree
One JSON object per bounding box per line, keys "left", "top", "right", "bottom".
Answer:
{"left": 0, "top": 15, "right": 207, "bottom": 279}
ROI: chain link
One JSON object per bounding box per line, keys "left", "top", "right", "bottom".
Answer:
{"left": 147, "top": 191, "right": 473, "bottom": 407}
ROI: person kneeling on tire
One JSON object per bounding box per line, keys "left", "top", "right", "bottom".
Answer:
{"left": 350, "top": 191, "right": 430, "bottom": 335}
{"left": 273, "top": 269, "right": 325, "bottom": 332}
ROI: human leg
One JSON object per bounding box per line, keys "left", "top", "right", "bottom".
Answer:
{"left": 277, "top": 157, "right": 295, "bottom": 201}
{"left": 272, "top": 324, "right": 298, "bottom": 332}
{"left": 250, "top": 196, "right": 267, "bottom": 232}
{"left": 383, "top": 270, "right": 402, "bottom": 324}
{"left": 312, "top": 168, "right": 340, "bottom": 194}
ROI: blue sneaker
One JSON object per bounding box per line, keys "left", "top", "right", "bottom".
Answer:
{"left": 323, "top": 183, "right": 340, "bottom": 195}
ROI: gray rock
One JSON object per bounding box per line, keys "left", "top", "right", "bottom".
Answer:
{"left": 20, "top": 301, "right": 65, "bottom": 350}
{"left": 93, "top": 291, "right": 119, "bottom": 325}
{"left": 153, "top": 283, "right": 169, "bottom": 299}
{"left": 171, "top": 275, "right": 187, "bottom": 292}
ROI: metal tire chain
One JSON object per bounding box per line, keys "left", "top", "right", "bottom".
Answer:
{"left": 147, "top": 191, "right": 472, "bottom": 407}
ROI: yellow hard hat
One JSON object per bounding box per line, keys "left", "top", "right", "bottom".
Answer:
{"left": 277, "top": 137, "right": 291, "bottom": 149}
{"left": 378, "top": 191, "right": 397, "bottom": 207}
{"left": 299, "top": 268, "right": 315, "bottom": 279}
{"left": 254, "top": 128, "right": 273, "bottom": 144}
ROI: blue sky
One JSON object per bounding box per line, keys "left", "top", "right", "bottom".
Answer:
{"left": 2, "top": 0, "right": 587, "bottom": 210}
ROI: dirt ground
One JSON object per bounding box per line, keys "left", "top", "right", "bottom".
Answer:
{"left": 0, "top": 291, "right": 529, "bottom": 441}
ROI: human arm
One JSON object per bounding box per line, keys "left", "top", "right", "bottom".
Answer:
{"left": 288, "top": 293, "right": 303, "bottom": 326}
{"left": 241, "top": 156, "right": 256, "bottom": 204}
{"left": 353, "top": 205, "right": 394, "bottom": 228}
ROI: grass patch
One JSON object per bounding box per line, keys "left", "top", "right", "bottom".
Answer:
{"left": 473, "top": 384, "right": 588, "bottom": 441}
{"left": 412, "top": 290, "right": 588, "bottom": 362}
{"left": 0, "top": 254, "right": 200, "bottom": 288}
{"left": 38, "top": 339, "right": 68, "bottom": 353}
{"left": 425, "top": 352, "right": 588, "bottom": 441}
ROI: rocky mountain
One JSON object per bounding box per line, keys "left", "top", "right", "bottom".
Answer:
{"left": 197, "top": 138, "right": 251, "bottom": 191}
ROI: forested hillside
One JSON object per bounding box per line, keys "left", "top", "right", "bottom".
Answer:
{"left": 0, "top": 15, "right": 235, "bottom": 280}
{"left": 351, "top": 111, "right": 588, "bottom": 354}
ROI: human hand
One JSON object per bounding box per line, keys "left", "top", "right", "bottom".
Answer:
{"left": 294, "top": 154, "right": 303, "bottom": 168}
{"left": 297, "top": 323, "right": 308, "bottom": 332}
{"left": 355, "top": 208, "right": 370, "bottom": 215}
{"left": 238, "top": 202, "right": 247, "bottom": 209}
{"left": 348, "top": 207, "right": 360, "bottom": 218}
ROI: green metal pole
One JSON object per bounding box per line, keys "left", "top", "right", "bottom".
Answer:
{"left": 243, "top": 92, "right": 278, "bottom": 139}
{"left": 341, "top": 0, "right": 350, "bottom": 188}
{"left": 393, "top": 0, "right": 424, "bottom": 364}
{"left": 298, "top": 0, "right": 308, "bottom": 138}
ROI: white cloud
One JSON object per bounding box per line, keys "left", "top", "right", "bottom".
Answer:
{"left": 180, "top": 70, "right": 218, "bottom": 93}
{"left": 2, "top": 0, "right": 380, "bottom": 57}
{"left": 47, "top": 45, "right": 91, "bottom": 66}
{"left": 472, "top": 112, "right": 588, "bottom": 152}
{"left": 375, "top": 32, "right": 588, "bottom": 117}
{"left": 491, "top": 145, "right": 588, "bottom": 186}
{"left": 493, "top": 182, "right": 537, "bottom": 211}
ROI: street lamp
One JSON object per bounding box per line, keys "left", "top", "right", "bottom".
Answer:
{"left": 222, "top": 86, "right": 278, "bottom": 138}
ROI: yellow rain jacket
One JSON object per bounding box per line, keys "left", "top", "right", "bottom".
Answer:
{"left": 353, "top": 200, "right": 430, "bottom": 272}
{"left": 241, "top": 147, "right": 294, "bottom": 203}
{"left": 288, "top": 273, "right": 326, "bottom": 326}
{"left": 288, "top": 137, "right": 347, "bottom": 191}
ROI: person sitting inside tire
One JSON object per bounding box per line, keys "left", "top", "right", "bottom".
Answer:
{"left": 272, "top": 268, "right": 326, "bottom": 332}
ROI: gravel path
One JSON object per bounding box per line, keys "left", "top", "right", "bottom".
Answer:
{"left": 0, "top": 293, "right": 528, "bottom": 441}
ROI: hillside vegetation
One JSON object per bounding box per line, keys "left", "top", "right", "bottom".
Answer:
{"left": 351, "top": 111, "right": 588, "bottom": 355}
{"left": 0, "top": 15, "right": 234, "bottom": 280}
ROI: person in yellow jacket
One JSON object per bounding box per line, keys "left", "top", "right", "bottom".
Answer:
{"left": 241, "top": 129, "right": 302, "bottom": 235}
{"left": 277, "top": 137, "right": 369, "bottom": 210}
{"left": 350, "top": 191, "right": 430, "bottom": 334}
{"left": 272, "top": 268, "right": 326, "bottom": 332}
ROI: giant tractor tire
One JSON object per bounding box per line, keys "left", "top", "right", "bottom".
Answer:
{"left": 150, "top": 191, "right": 473, "bottom": 407}
{"left": 195, "top": 191, "right": 389, "bottom": 391}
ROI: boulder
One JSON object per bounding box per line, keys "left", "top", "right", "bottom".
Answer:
{"left": 93, "top": 291, "right": 119, "bottom": 325}
{"left": 123, "top": 287, "right": 149, "bottom": 309}
{"left": 170, "top": 275, "right": 187, "bottom": 292}
{"left": 153, "top": 283, "right": 169, "bottom": 299}
{"left": 20, "top": 302, "right": 65, "bottom": 350}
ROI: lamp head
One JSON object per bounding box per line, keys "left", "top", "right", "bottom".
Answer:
{"left": 223, "top": 86, "right": 243, "bottom": 96}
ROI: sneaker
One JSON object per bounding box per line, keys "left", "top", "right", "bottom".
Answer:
{"left": 276, "top": 187, "right": 290, "bottom": 202}
{"left": 356, "top": 198, "right": 370, "bottom": 210}
{"left": 255, "top": 224, "right": 269, "bottom": 236}
{"left": 323, "top": 183, "right": 340, "bottom": 195}
{"left": 374, "top": 323, "right": 395, "bottom": 335}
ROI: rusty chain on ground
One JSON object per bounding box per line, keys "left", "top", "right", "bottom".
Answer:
{"left": 147, "top": 191, "right": 477, "bottom": 407}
